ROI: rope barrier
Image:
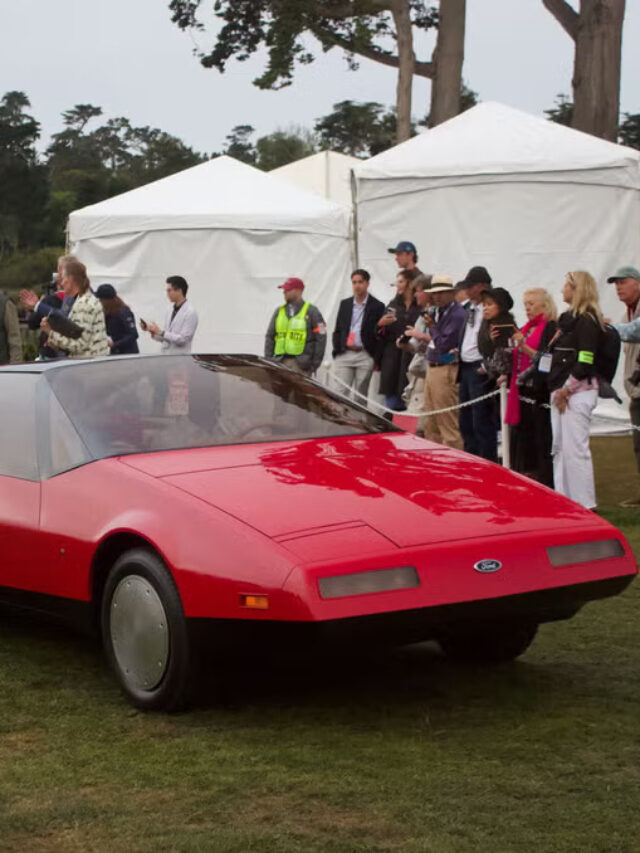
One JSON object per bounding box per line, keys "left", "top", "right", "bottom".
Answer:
{"left": 329, "top": 369, "right": 500, "bottom": 418}
{"left": 329, "top": 370, "right": 640, "bottom": 432}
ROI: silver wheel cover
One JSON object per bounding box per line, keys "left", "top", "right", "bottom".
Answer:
{"left": 110, "top": 574, "right": 170, "bottom": 692}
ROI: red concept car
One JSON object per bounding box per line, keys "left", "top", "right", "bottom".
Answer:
{"left": 0, "top": 354, "right": 636, "bottom": 709}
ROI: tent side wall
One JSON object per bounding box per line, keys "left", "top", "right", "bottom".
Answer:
{"left": 356, "top": 174, "right": 640, "bottom": 427}
{"left": 356, "top": 175, "right": 640, "bottom": 318}
{"left": 73, "top": 228, "right": 351, "bottom": 357}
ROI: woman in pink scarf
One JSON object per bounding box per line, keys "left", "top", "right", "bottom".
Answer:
{"left": 508, "top": 288, "right": 558, "bottom": 487}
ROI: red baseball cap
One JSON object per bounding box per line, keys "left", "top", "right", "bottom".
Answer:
{"left": 279, "top": 277, "right": 305, "bottom": 291}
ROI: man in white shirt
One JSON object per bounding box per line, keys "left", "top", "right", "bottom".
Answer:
{"left": 457, "top": 266, "right": 497, "bottom": 461}
{"left": 144, "top": 276, "right": 199, "bottom": 353}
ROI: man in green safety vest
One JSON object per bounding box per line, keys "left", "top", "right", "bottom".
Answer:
{"left": 265, "top": 277, "right": 327, "bottom": 376}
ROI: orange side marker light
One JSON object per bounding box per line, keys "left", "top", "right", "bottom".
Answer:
{"left": 239, "top": 594, "right": 269, "bottom": 610}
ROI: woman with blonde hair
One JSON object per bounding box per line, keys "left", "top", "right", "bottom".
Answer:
{"left": 509, "top": 287, "right": 558, "bottom": 487}
{"left": 42, "top": 260, "right": 110, "bottom": 358}
{"left": 547, "top": 271, "right": 602, "bottom": 508}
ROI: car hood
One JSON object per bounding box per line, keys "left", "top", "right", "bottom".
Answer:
{"left": 120, "top": 434, "right": 598, "bottom": 548}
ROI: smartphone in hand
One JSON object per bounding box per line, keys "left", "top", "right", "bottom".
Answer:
{"left": 139, "top": 319, "right": 148, "bottom": 331}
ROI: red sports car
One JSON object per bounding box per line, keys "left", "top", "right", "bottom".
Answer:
{"left": 0, "top": 354, "right": 636, "bottom": 710}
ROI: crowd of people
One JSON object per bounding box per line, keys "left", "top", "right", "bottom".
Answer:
{"left": 266, "top": 241, "right": 640, "bottom": 512}
{"left": 3, "top": 248, "right": 640, "bottom": 512}
{"left": 18, "top": 256, "right": 199, "bottom": 362}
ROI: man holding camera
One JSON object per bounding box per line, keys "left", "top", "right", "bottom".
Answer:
{"left": 405, "top": 275, "right": 465, "bottom": 448}
{"left": 608, "top": 265, "right": 640, "bottom": 507}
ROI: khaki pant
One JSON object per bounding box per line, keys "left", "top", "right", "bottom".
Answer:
{"left": 332, "top": 349, "right": 374, "bottom": 401}
{"left": 423, "top": 364, "right": 463, "bottom": 449}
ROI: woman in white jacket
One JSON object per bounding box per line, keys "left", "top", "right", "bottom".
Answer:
{"left": 42, "top": 260, "right": 110, "bottom": 359}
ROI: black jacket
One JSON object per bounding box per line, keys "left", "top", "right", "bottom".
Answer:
{"left": 332, "top": 294, "right": 385, "bottom": 358}
{"left": 105, "top": 306, "right": 139, "bottom": 354}
{"left": 376, "top": 297, "right": 422, "bottom": 397}
{"left": 548, "top": 310, "right": 600, "bottom": 391}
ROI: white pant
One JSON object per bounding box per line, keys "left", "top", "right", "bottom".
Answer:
{"left": 551, "top": 388, "right": 598, "bottom": 509}
{"left": 333, "top": 349, "right": 374, "bottom": 401}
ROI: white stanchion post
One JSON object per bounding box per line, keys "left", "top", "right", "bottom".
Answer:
{"left": 500, "top": 382, "right": 511, "bottom": 469}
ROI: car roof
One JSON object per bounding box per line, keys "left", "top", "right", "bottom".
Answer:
{"left": 0, "top": 353, "right": 268, "bottom": 374}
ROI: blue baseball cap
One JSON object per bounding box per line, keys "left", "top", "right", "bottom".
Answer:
{"left": 388, "top": 241, "right": 417, "bottom": 254}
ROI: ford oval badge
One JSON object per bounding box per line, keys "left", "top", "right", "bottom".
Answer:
{"left": 474, "top": 559, "right": 502, "bottom": 573}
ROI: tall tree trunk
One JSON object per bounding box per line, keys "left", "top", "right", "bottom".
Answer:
{"left": 542, "top": 0, "right": 626, "bottom": 141}
{"left": 390, "top": 0, "right": 414, "bottom": 142}
{"left": 429, "top": 0, "right": 466, "bottom": 127}
{"left": 572, "top": 0, "right": 625, "bottom": 141}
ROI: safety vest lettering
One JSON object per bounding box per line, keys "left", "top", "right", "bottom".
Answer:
{"left": 274, "top": 302, "right": 310, "bottom": 357}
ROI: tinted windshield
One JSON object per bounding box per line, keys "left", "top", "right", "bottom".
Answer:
{"left": 46, "top": 355, "right": 396, "bottom": 459}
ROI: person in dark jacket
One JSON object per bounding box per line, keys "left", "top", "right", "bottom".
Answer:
{"left": 376, "top": 268, "right": 421, "bottom": 411}
{"left": 478, "top": 287, "right": 517, "bottom": 379}
{"left": 457, "top": 266, "right": 495, "bottom": 461}
{"left": 405, "top": 275, "right": 466, "bottom": 447}
{"left": 332, "top": 269, "right": 385, "bottom": 400}
{"left": 466, "top": 286, "right": 516, "bottom": 462}
{"left": 96, "top": 284, "right": 139, "bottom": 355}
{"left": 26, "top": 292, "right": 63, "bottom": 359}
{"left": 548, "top": 271, "right": 603, "bottom": 509}
{"left": 509, "top": 287, "right": 558, "bottom": 488}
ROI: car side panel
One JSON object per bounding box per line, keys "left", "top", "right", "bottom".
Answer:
{"left": 0, "top": 476, "right": 42, "bottom": 592}
{"left": 37, "top": 460, "right": 297, "bottom": 615}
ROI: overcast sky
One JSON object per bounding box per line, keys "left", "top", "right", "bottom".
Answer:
{"left": 2, "top": 0, "right": 639, "bottom": 154}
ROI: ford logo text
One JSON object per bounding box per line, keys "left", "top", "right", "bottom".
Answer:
{"left": 473, "top": 559, "right": 502, "bottom": 573}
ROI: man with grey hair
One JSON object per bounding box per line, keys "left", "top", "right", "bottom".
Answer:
{"left": 608, "top": 265, "right": 640, "bottom": 507}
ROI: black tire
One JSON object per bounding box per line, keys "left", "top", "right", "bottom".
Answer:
{"left": 438, "top": 621, "right": 538, "bottom": 664}
{"left": 101, "top": 547, "right": 193, "bottom": 711}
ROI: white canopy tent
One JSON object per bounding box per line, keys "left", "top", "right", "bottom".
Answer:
{"left": 354, "top": 102, "right": 640, "bottom": 430}
{"left": 68, "top": 155, "right": 352, "bottom": 355}
{"left": 271, "top": 150, "right": 360, "bottom": 208}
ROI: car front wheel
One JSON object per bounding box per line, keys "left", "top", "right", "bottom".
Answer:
{"left": 101, "top": 548, "right": 193, "bottom": 711}
{"left": 438, "top": 620, "right": 538, "bottom": 664}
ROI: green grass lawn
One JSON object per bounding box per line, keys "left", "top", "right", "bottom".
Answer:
{"left": 0, "top": 438, "right": 639, "bottom": 852}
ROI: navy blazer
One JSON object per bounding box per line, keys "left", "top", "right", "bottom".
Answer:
{"left": 332, "top": 294, "right": 386, "bottom": 358}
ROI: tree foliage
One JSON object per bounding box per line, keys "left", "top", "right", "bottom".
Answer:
{"left": 618, "top": 113, "right": 640, "bottom": 150}
{"left": 222, "top": 125, "right": 257, "bottom": 165}
{"left": 169, "top": 0, "right": 438, "bottom": 88}
{"left": 0, "top": 90, "right": 206, "bottom": 258}
{"left": 220, "top": 100, "right": 417, "bottom": 167}
{"left": 45, "top": 106, "right": 205, "bottom": 235}
{"left": 256, "top": 128, "right": 317, "bottom": 170}
{"left": 168, "top": 0, "right": 444, "bottom": 139}
{"left": 0, "top": 92, "right": 49, "bottom": 254}
{"left": 314, "top": 100, "right": 408, "bottom": 157}
{"left": 544, "top": 93, "right": 573, "bottom": 127}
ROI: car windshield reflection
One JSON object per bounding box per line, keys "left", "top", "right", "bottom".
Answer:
{"left": 46, "top": 355, "right": 396, "bottom": 460}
